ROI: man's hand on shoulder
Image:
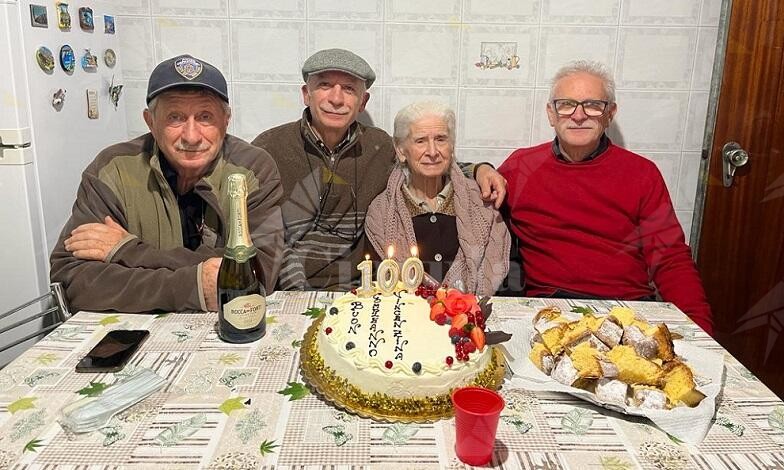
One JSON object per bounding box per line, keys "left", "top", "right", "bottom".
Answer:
{"left": 475, "top": 164, "right": 507, "bottom": 209}
{"left": 202, "top": 257, "right": 222, "bottom": 312}
{"left": 64, "top": 216, "right": 128, "bottom": 261}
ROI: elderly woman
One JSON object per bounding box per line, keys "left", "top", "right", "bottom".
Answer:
{"left": 365, "top": 101, "right": 510, "bottom": 296}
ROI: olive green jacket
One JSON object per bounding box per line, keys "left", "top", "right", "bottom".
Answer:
{"left": 50, "top": 133, "right": 284, "bottom": 313}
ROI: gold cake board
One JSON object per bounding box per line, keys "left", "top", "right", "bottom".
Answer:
{"left": 299, "top": 315, "right": 506, "bottom": 423}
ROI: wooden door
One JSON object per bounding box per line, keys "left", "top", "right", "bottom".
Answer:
{"left": 696, "top": 0, "right": 784, "bottom": 398}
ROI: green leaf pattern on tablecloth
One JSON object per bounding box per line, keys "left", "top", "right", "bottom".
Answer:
{"left": 99, "top": 315, "right": 121, "bottom": 326}
{"left": 220, "top": 371, "right": 253, "bottom": 390}
{"left": 267, "top": 315, "right": 278, "bottom": 325}
{"left": 278, "top": 382, "right": 309, "bottom": 401}
{"left": 258, "top": 439, "right": 279, "bottom": 456}
{"left": 98, "top": 422, "right": 126, "bottom": 446}
{"left": 33, "top": 353, "right": 58, "bottom": 365}
{"left": 561, "top": 407, "right": 593, "bottom": 435}
{"left": 23, "top": 438, "right": 43, "bottom": 453}
{"left": 154, "top": 413, "right": 207, "bottom": 447}
{"left": 171, "top": 330, "right": 191, "bottom": 342}
{"left": 217, "top": 353, "right": 242, "bottom": 365}
{"left": 303, "top": 307, "right": 324, "bottom": 319}
{"left": 768, "top": 406, "right": 784, "bottom": 432}
{"left": 77, "top": 382, "right": 108, "bottom": 397}
{"left": 219, "top": 397, "right": 249, "bottom": 415}
{"left": 322, "top": 424, "right": 352, "bottom": 447}
{"left": 256, "top": 345, "right": 291, "bottom": 362}
{"left": 382, "top": 423, "right": 419, "bottom": 445}
{"left": 600, "top": 456, "right": 633, "bottom": 470}
{"left": 46, "top": 326, "right": 82, "bottom": 341}
{"left": 24, "top": 370, "right": 60, "bottom": 387}
{"left": 234, "top": 408, "right": 266, "bottom": 444}
{"left": 11, "top": 409, "right": 46, "bottom": 441}
{"left": 291, "top": 339, "right": 303, "bottom": 348}
{"left": 714, "top": 416, "right": 745, "bottom": 437}
{"left": 8, "top": 396, "right": 37, "bottom": 414}
{"left": 570, "top": 306, "right": 595, "bottom": 315}
{"left": 183, "top": 368, "right": 217, "bottom": 394}
{"left": 502, "top": 415, "right": 533, "bottom": 434}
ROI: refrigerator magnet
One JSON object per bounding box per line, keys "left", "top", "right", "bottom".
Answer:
{"left": 78, "top": 7, "right": 94, "bottom": 31}
{"left": 81, "top": 49, "right": 98, "bottom": 72}
{"left": 30, "top": 5, "right": 48, "bottom": 28}
{"left": 86, "top": 89, "right": 99, "bottom": 119}
{"left": 36, "top": 46, "right": 55, "bottom": 74}
{"left": 109, "top": 77, "right": 123, "bottom": 109}
{"left": 52, "top": 89, "right": 66, "bottom": 111}
{"left": 103, "top": 49, "right": 116, "bottom": 68}
{"left": 104, "top": 15, "right": 115, "bottom": 34}
{"left": 60, "top": 45, "right": 75, "bottom": 74}
{"left": 56, "top": 2, "right": 71, "bottom": 30}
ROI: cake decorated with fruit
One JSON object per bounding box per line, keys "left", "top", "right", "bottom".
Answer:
{"left": 301, "top": 286, "right": 505, "bottom": 421}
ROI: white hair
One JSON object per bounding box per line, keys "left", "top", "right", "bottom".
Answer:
{"left": 393, "top": 101, "right": 456, "bottom": 145}
{"left": 549, "top": 60, "right": 616, "bottom": 103}
{"left": 147, "top": 88, "right": 231, "bottom": 116}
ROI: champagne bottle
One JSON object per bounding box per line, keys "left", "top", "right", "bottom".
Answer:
{"left": 217, "top": 173, "right": 266, "bottom": 343}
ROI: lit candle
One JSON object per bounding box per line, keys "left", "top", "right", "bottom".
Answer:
{"left": 401, "top": 246, "right": 425, "bottom": 293}
{"left": 356, "top": 254, "right": 374, "bottom": 297}
{"left": 377, "top": 246, "right": 400, "bottom": 296}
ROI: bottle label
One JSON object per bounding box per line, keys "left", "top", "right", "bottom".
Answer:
{"left": 223, "top": 294, "right": 266, "bottom": 330}
{"left": 224, "top": 244, "right": 256, "bottom": 263}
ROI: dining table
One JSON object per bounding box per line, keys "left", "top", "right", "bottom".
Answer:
{"left": 1, "top": 291, "right": 783, "bottom": 469}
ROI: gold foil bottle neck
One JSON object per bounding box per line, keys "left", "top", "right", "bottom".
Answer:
{"left": 225, "top": 173, "right": 255, "bottom": 262}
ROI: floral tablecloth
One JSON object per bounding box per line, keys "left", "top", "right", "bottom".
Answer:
{"left": 1, "top": 292, "right": 783, "bottom": 469}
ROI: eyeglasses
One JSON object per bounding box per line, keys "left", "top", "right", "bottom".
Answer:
{"left": 551, "top": 99, "right": 610, "bottom": 117}
{"left": 312, "top": 168, "right": 361, "bottom": 244}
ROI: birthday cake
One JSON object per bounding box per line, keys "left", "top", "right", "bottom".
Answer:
{"left": 301, "top": 289, "right": 504, "bottom": 421}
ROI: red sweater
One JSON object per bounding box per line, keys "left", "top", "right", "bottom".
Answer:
{"left": 499, "top": 141, "right": 713, "bottom": 334}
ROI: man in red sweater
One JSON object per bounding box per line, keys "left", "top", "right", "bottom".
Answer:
{"left": 498, "top": 60, "right": 714, "bottom": 335}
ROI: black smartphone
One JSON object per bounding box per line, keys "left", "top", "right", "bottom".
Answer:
{"left": 75, "top": 329, "right": 150, "bottom": 373}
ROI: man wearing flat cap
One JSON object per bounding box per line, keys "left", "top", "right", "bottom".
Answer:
{"left": 252, "top": 48, "right": 506, "bottom": 290}
{"left": 50, "top": 54, "right": 284, "bottom": 312}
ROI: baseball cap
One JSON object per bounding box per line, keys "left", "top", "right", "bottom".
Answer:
{"left": 301, "top": 48, "right": 376, "bottom": 89}
{"left": 146, "top": 54, "right": 228, "bottom": 104}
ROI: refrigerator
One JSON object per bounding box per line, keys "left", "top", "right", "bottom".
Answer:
{"left": 0, "top": 0, "right": 128, "bottom": 364}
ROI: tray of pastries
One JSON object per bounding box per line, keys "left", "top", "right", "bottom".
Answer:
{"left": 528, "top": 306, "right": 709, "bottom": 411}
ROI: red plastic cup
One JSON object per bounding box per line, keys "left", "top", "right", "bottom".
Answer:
{"left": 451, "top": 386, "right": 505, "bottom": 466}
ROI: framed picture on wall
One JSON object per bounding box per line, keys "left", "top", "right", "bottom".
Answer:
{"left": 30, "top": 5, "right": 48, "bottom": 28}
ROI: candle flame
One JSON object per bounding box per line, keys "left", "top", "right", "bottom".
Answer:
{"left": 387, "top": 245, "right": 394, "bottom": 258}
{"left": 411, "top": 246, "right": 418, "bottom": 257}
{"left": 365, "top": 254, "right": 370, "bottom": 261}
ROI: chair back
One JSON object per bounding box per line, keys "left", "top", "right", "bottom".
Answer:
{"left": 0, "top": 282, "right": 71, "bottom": 358}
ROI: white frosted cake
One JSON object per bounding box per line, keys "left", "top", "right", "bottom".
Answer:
{"left": 303, "top": 290, "right": 502, "bottom": 420}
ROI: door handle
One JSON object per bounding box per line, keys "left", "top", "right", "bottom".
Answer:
{"left": 722, "top": 142, "right": 749, "bottom": 187}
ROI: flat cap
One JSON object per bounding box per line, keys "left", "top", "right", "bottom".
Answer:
{"left": 146, "top": 54, "right": 228, "bottom": 104}
{"left": 302, "top": 48, "right": 376, "bottom": 88}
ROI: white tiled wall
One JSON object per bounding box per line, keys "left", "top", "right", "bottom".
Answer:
{"left": 116, "top": 0, "right": 721, "bottom": 241}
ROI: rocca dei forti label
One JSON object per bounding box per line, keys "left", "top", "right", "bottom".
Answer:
{"left": 223, "top": 294, "right": 265, "bottom": 330}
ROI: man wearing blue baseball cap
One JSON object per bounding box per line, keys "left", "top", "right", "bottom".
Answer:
{"left": 252, "top": 48, "right": 507, "bottom": 291}
{"left": 51, "top": 54, "right": 284, "bottom": 313}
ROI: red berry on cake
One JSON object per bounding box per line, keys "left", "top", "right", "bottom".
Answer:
{"left": 435, "top": 313, "right": 447, "bottom": 325}
{"left": 385, "top": 360, "right": 393, "bottom": 369}
{"left": 350, "top": 288, "right": 357, "bottom": 294}
{"left": 325, "top": 327, "right": 333, "bottom": 335}
{"left": 446, "top": 356, "right": 454, "bottom": 366}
